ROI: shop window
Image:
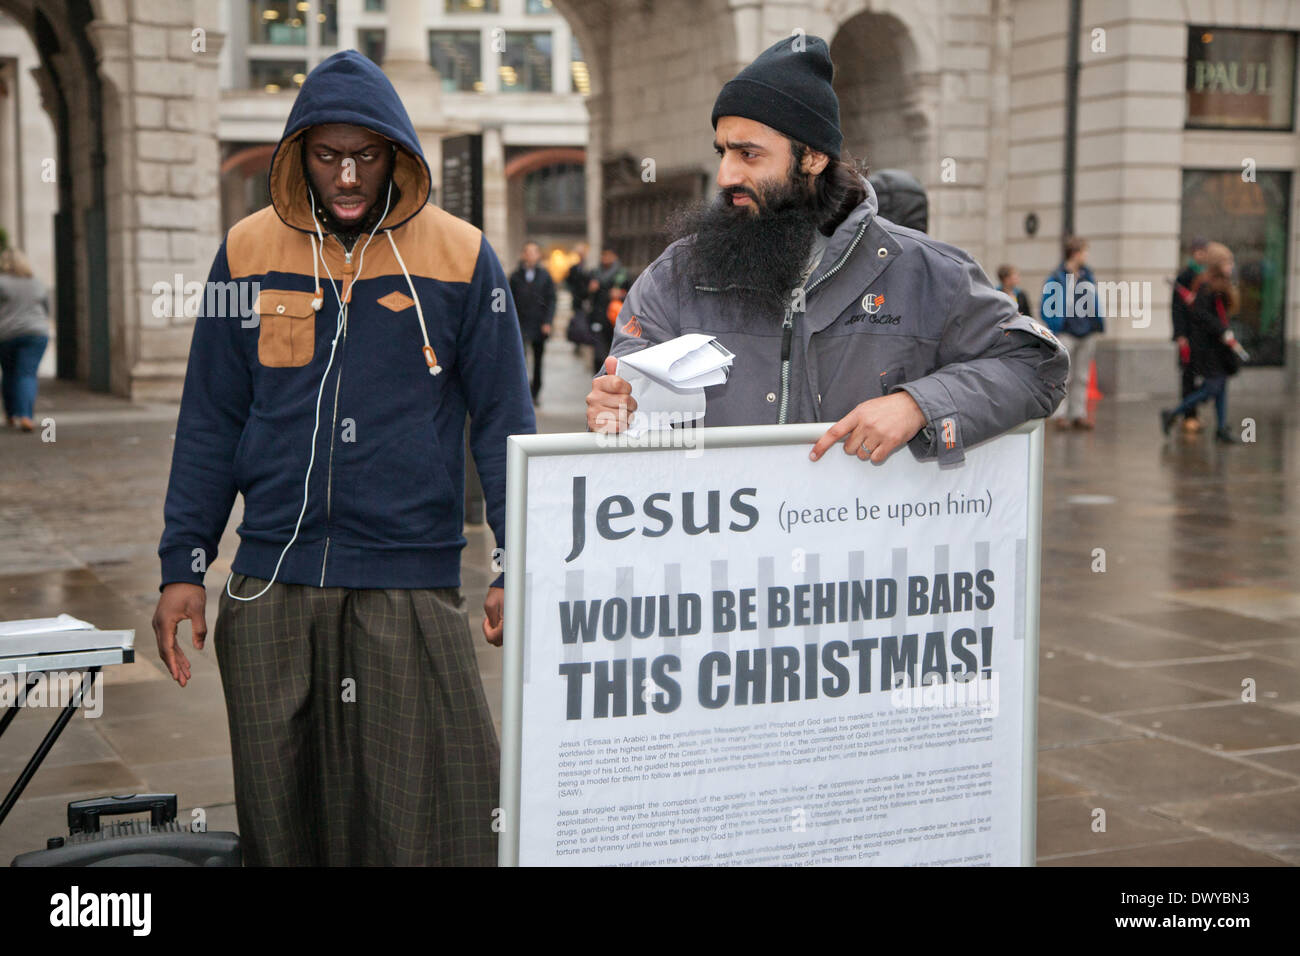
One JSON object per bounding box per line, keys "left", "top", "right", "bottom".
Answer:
{"left": 501, "top": 32, "right": 552, "bottom": 92}
{"left": 250, "top": 1, "right": 307, "bottom": 45}
{"left": 1186, "top": 27, "right": 1296, "bottom": 130}
{"left": 359, "top": 28, "right": 385, "bottom": 64}
{"left": 524, "top": 163, "right": 585, "bottom": 217}
{"left": 571, "top": 35, "right": 589, "bottom": 95}
{"left": 429, "top": 31, "right": 482, "bottom": 92}
{"left": 1180, "top": 169, "right": 1290, "bottom": 366}
{"left": 318, "top": 0, "right": 338, "bottom": 46}
{"left": 250, "top": 59, "right": 308, "bottom": 92}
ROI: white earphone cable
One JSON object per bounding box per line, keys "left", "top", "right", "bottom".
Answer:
{"left": 226, "top": 178, "right": 394, "bottom": 602}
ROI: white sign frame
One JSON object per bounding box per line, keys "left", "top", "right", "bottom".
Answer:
{"left": 499, "top": 421, "right": 1043, "bottom": 866}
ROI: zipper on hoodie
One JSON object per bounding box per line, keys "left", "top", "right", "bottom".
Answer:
{"left": 321, "top": 244, "right": 354, "bottom": 586}
{"left": 777, "top": 220, "right": 870, "bottom": 423}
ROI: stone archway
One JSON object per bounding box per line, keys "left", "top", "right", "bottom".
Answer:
{"left": 13, "top": 0, "right": 112, "bottom": 390}
{"left": 1, "top": 0, "right": 224, "bottom": 400}
{"left": 504, "top": 147, "right": 588, "bottom": 259}
{"left": 829, "top": 8, "right": 937, "bottom": 183}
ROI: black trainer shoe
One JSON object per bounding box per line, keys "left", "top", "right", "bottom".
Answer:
{"left": 1215, "top": 427, "right": 1239, "bottom": 444}
{"left": 1160, "top": 409, "right": 1177, "bottom": 435}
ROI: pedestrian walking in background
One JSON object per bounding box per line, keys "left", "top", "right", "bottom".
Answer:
{"left": 1161, "top": 241, "right": 1244, "bottom": 445}
{"left": 996, "top": 264, "right": 1034, "bottom": 318}
{"left": 0, "top": 247, "right": 51, "bottom": 433}
{"left": 588, "top": 246, "right": 629, "bottom": 374}
{"left": 509, "top": 239, "right": 557, "bottom": 404}
{"left": 564, "top": 241, "right": 594, "bottom": 351}
{"left": 1172, "top": 237, "right": 1209, "bottom": 434}
{"left": 1041, "top": 235, "right": 1104, "bottom": 430}
{"left": 606, "top": 286, "right": 626, "bottom": 327}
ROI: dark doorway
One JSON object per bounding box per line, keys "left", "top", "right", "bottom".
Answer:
{"left": 33, "top": 1, "right": 110, "bottom": 390}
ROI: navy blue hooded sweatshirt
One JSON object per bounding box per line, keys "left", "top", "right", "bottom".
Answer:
{"left": 159, "top": 51, "right": 535, "bottom": 590}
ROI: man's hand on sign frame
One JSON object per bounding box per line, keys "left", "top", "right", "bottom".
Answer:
{"left": 586, "top": 356, "right": 636, "bottom": 433}
{"left": 483, "top": 586, "right": 505, "bottom": 646}
{"left": 810, "top": 391, "right": 927, "bottom": 465}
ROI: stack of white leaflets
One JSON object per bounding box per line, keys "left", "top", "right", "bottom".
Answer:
{"left": 615, "top": 334, "right": 735, "bottom": 436}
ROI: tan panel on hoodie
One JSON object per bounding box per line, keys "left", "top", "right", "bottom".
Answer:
{"left": 226, "top": 206, "right": 316, "bottom": 279}
{"left": 226, "top": 203, "right": 483, "bottom": 286}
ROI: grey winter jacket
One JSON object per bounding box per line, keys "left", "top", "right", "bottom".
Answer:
{"left": 609, "top": 179, "right": 1068, "bottom": 464}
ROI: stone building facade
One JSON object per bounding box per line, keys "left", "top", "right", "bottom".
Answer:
{"left": 5, "top": 0, "right": 1299, "bottom": 399}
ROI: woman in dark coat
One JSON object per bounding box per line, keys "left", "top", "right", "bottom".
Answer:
{"left": 1160, "top": 242, "right": 1242, "bottom": 444}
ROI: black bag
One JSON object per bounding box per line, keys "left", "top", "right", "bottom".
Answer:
{"left": 1221, "top": 342, "right": 1242, "bottom": 376}
{"left": 566, "top": 309, "right": 595, "bottom": 346}
{"left": 11, "top": 793, "right": 240, "bottom": 866}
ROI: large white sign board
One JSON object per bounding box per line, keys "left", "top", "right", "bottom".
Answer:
{"left": 501, "top": 423, "right": 1042, "bottom": 866}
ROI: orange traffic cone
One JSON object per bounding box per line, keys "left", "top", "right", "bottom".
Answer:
{"left": 1087, "top": 359, "right": 1103, "bottom": 400}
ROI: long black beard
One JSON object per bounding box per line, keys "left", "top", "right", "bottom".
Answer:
{"left": 668, "top": 175, "right": 822, "bottom": 314}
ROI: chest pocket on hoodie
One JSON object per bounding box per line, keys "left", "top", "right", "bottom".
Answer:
{"left": 254, "top": 289, "right": 319, "bottom": 367}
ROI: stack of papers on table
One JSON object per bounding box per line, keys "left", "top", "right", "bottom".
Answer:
{"left": 0, "top": 614, "right": 135, "bottom": 658}
{"left": 616, "top": 334, "right": 735, "bottom": 435}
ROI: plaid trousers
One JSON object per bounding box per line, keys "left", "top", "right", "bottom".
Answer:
{"left": 215, "top": 573, "right": 500, "bottom": 866}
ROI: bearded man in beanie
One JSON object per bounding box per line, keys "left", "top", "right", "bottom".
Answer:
{"left": 587, "top": 36, "right": 1067, "bottom": 464}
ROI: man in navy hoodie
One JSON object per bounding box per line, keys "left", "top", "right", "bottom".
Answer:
{"left": 151, "top": 51, "right": 535, "bottom": 865}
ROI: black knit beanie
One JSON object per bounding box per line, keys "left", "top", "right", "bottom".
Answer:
{"left": 711, "top": 35, "right": 842, "bottom": 159}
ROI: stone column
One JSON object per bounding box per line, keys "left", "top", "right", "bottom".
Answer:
{"left": 984, "top": 0, "right": 1013, "bottom": 274}
{"left": 382, "top": 0, "right": 454, "bottom": 215}
{"left": 481, "top": 123, "right": 509, "bottom": 258}
{"left": 584, "top": 91, "right": 607, "bottom": 255}
{"left": 0, "top": 60, "right": 16, "bottom": 246}
{"left": 115, "top": 1, "right": 226, "bottom": 400}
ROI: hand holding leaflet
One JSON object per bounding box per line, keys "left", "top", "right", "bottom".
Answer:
{"left": 616, "top": 334, "right": 734, "bottom": 435}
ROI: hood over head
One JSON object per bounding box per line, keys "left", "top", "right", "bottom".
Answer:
{"left": 866, "top": 168, "right": 928, "bottom": 233}
{"left": 268, "top": 50, "right": 431, "bottom": 234}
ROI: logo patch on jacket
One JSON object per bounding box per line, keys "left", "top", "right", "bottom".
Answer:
{"left": 1025, "top": 321, "right": 1061, "bottom": 348}
{"left": 377, "top": 291, "right": 416, "bottom": 312}
{"left": 846, "top": 311, "right": 903, "bottom": 326}
{"left": 621, "top": 314, "right": 643, "bottom": 338}
{"left": 862, "top": 293, "right": 884, "bottom": 314}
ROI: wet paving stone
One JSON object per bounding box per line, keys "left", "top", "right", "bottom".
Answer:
{"left": 1037, "top": 737, "right": 1293, "bottom": 805}
{"left": 2, "top": 377, "right": 1298, "bottom": 864}
{"left": 1126, "top": 702, "right": 1300, "bottom": 753}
